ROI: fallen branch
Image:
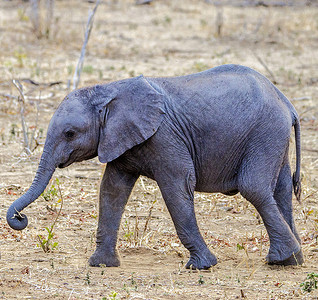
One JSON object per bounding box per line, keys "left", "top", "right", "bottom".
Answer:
{"left": 292, "top": 96, "right": 311, "bottom": 101}
{"left": 1, "top": 92, "right": 55, "bottom": 102}
{"left": 0, "top": 93, "right": 18, "bottom": 100}
{"left": 303, "top": 148, "right": 318, "bottom": 153}
{"left": 21, "top": 78, "right": 62, "bottom": 87}
{"left": 136, "top": 0, "right": 154, "bottom": 5}
{"left": 72, "top": 0, "right": 101, "bottom": 90}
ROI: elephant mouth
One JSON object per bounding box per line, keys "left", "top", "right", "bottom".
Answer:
{"left": 58, "top": 151, "right": 74, "bottom": 168}
{"left": 57, "top": 151, "right": 97, "bottom": 169}
{"left": 58, "top": 161, "right": 70, "bottom": 168}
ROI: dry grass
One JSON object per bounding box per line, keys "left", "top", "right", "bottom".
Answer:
{"left": 0, "top": 0, "right": 318, "bottom": 299}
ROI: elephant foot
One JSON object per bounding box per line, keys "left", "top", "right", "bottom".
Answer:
{"left": 185, "top": 249, "right": 217, "bottom": 270}
{"left": 267, "top": 249, "right": 304, "bottom": 266}
{"left": 88, "top": 250, "right": 120, "bottom": 267}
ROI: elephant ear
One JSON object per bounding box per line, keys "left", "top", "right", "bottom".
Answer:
{"left": 97, "top": 75, "right": 166, "bottom": 163}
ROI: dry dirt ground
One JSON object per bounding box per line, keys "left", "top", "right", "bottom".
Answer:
{"left": 0, "top": 0, "right": 318, "bottom": 299}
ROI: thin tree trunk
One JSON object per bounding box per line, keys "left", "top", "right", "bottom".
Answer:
{"left": 72, "top": 0, "right": 101, "bottom": 90}
{"left": 30, "top": 0, "right": 41, "bottom": 38}
{"left": 45, "top": 0, "right": 55, "bottom": 39}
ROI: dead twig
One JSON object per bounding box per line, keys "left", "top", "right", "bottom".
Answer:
{"left": 72, "top": 0, "right": 101, "bottom": 90}
{"left": 139, "top": 199, "right": 157, "bottom": 246}
{"left": 11, "top": 80, "right": 43, "bottom": 154}
{"left": 134, "top": 206, "right": 139, "bottom": 246}
{"left": 12, "top": 80, "right": 31, "bottom": 156}
{"left": 253, "top": 53, "right": 278, "bottom": 84}
{"left": 303, "top": 190, "right": 318, "bottom": 201}
{"left": 29, "top": 98, "right": 40, "bottom": 152}
{"left": 215, "top": 7, "right": 224, "bottom": 37}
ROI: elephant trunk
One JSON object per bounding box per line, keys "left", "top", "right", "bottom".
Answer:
{"left": 7, "top": 150, "right": 55, "bottom": 230}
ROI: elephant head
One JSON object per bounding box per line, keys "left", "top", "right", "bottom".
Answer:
{"left": 7, "top": 75, "right": 165, "bottom": 230}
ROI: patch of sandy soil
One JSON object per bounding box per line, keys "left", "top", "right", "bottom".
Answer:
{"left": 0, "top": 0, "right": 317, "bottom": 299}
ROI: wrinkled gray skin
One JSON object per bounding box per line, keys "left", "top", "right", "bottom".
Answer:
{"left": 7, "top": 65, "right": 303, "bottom": 269}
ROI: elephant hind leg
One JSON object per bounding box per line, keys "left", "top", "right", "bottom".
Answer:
{"left": 238, "top": 155, "right": 303, "bottom": 265}
{"left": 274, "top": 160, "right": 301, "bottom": 244}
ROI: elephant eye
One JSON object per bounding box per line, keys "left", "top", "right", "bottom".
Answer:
{"left": 65, "top": 130, "right": 75, "bottom": 139}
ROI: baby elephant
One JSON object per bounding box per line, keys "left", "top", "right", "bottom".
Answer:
{"left": 7, "top": 64, "right": 303, "bottom": 269}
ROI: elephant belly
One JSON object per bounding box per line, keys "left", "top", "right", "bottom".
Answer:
{"left": 195, "top": 178, "right": 239, "bottom": 194}
{"left": 223, "top": 189, "right": 239, "bottom": 196}
{"left": 194, "top": 153, "right": 241, "bottom": 195}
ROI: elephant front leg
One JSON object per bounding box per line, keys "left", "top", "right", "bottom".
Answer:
{"left": 157, "top": 169, "right": 217, "bottom": 270}
{"left": 89, "top": 162, "right": 138, "bottom": 267}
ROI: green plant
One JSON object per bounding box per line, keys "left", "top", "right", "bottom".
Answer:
{"left": 67, "top": 65, "right": 74, "bottom": 75}
{"left": 100, "top": 264, "right": 106, "bottom": 275}
{"left": 236, "top": 241, "right": 250, "bottom": 259}
{"left": 124, "top": 230, "right": 134, "bottom": 243}
{"left": 37, "top": 226, "right": 59, "bottom": 252}
{"left": 193, "top": 61, "right": 209, "bottom": 72}
{"left": 31, "top": 62, "right": 41, "bottom": 77}
{"left": 10, "top": 124, "right": 18, "bottom": 138}
{"left": 41, "top": 181, "right": 58, "bottom": 202}
{"left": 122, "top": 219, "right": 134, "bottom": 246}
{"left": 237, "top": 243, "right": 245, "bottom": 251}
{"left": 37, "top": 178, "right": 63, "bottom": 253}
{"left": 104, "top": 292, "right": 118, "bottom": 300}
{"left": 198, "top": 275, "right": 204, "bottom": 285}
{"left": 84, "top": 272, "right": 91, "bottom": 285}
{"left": 50, "top": 259, "right": 54, "bottom": 269}
{"left": 164, "top": 16, "right": 172, "bottom": 24}
{"left": 200, "top": 19, "right": 208, "bottom": 28}
{"left": 14, "top": 50, "right": 27, "bottom": 68}
{"left": 300, "top": 272, "right": 318, "bottom": 293}
{"left": 122, "top": 283, "right": 130, "bottom": 297}
{"left": 83, "top": 65, "right": 94, "bottom": 74}
{"left": 17, "top": 8, "right": 29, "bottom": 22}
{"left": 130, "top": 272, "right": 138, "bottom": 290}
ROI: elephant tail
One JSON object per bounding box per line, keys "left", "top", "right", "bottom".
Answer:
{"left": 273, "top": 84, "right": 301, "bottom": 202}
{"left": 292, "top": 115, "right": 301, "bottom": 202}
